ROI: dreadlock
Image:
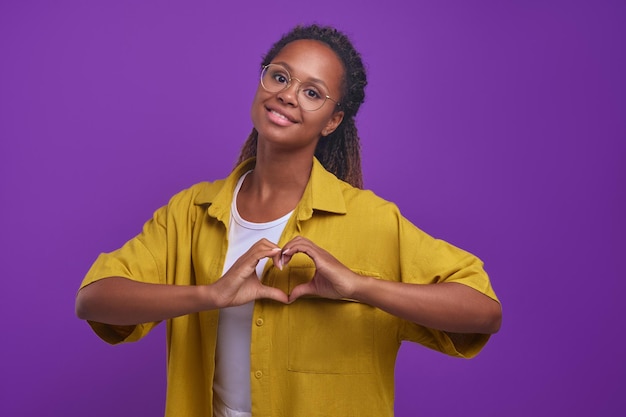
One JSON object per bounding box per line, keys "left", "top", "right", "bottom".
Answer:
{"left": 235, "top": 24, "right": 367, "bottom": 188}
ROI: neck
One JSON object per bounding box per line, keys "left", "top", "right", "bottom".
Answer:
{"left": 249, "top": 142, "right": 315, "bottom": 193}
{"left": 236, "top": 151, "right": 313, "bottom": 223}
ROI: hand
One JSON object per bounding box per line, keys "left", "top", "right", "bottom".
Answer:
{"left": 210, "top": 238, "right": 289, "bottom": 307}
{"left": 281, "top": 236, "right": 365, "bottom": 303}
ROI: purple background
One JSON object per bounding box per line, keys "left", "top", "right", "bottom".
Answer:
{"left": 1, "top": 1, "right": 624, "bottom": 416}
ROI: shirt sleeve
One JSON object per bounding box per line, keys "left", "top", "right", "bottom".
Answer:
{"left": 395, "top": 212, "right": 499, "bottom": 358}
{"left": 79, "top": 204, "right": 170, "bottom": 344}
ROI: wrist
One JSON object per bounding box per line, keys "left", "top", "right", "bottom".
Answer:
{"left": 349, "top": 274, "right": 377, "bottom": 303}
{"left": 197, "top": 284, "right": 220, "bottom": 310}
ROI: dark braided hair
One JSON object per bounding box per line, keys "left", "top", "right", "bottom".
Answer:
{"left": 236, "top": 24, "right": 368, "bottom": 188}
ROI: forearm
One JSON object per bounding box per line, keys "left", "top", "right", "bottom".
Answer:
{"left": 75, "top": 277, "right": 215, "bottom": 325}
{"left": 354, "top": 278, "right": 502, "bottom": 334}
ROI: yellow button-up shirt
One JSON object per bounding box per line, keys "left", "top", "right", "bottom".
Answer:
{"left": 81, "top": 158, "right": 498, "bottom": 417}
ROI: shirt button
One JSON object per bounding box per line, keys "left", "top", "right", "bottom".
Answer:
{"left": 255, "top": 370, "right": 263, "bottom": 379}
{"left": 255, "top": 318, "right": 264, "bottom": 326}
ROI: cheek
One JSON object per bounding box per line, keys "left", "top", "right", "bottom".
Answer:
{"left": 250, "top": 89, "right": 266, "bottom": 120}
{"left": 251, "top": 87, "right": 263, "bottom": 108}
{"left": 313, "top": 111, "right": 337, "bottom": 130}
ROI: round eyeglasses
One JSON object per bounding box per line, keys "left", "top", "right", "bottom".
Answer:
{"left": 260, "top": 64, "right": 340, "bottom": 112}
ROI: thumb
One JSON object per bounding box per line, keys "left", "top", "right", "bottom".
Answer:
{"left": 288, "top": 282, "right": 316, "bottom": 303}
{"left": 258, "top": 285, "right": 289, "bottom": 304}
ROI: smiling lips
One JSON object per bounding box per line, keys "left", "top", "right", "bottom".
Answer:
{"left": 266, "top": 106, "right": 298, "bottom": 126}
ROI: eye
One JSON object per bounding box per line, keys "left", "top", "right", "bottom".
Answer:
{"left": 272, "top": 71, "right": 289, "bottom": 85}
{"left": 301, "top": 85, "right": 322, "bottom": 100}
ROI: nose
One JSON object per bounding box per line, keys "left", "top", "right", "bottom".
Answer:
{"left": 276, "top": 78, "right": 302, "bottom": 107}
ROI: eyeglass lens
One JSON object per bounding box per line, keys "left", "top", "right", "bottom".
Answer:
{"left": 261, "top": 64, "right": 330, "bottom": 111}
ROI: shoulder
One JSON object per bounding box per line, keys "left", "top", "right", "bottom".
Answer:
{"left": 164, "top": 179, "right": 227, "bottom": 207}
{"left": 342, "top": 182, "right": 402, "bottom": 219}
{"left": 150, "top": 179, "right": 229, "bottom": 226}
{"left": 337, "top": 181, "right": 436, "bottom": 245}
{"left": 310, "top": 160, "right": 399, "bottom": 218}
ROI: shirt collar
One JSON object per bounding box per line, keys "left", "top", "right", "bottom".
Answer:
{"left": 194, "top": 157, "right": 347, "bottom": 222}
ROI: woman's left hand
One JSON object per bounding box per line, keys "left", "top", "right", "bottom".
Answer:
{"left": 281, "top": 236, "right": 364, "bottom": 302}
{"left": 281, "top": 237, "right": 502, "bottom": 334}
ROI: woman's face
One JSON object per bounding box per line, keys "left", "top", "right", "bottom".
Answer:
{"left": 250, "top": 39, "right": 345, "bottom": 155}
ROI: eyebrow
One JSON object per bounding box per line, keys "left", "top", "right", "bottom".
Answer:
{"left": 273, "top": 61, "right": 330, "bottom": 89}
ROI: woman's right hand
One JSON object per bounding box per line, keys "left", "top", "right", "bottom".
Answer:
{"left": 76, "top": 239, "right": 289, "bottom": 326}
{"left": 207, "top": 238, "right": 289, "bottom": 308}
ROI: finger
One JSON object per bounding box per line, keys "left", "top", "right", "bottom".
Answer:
{"left": 288, "top": 282, "right": 316, "bottom": 303}
{"left": 266, "top": 247, "right": 284, "bottom": 270}
{"left": 246, "top": 247, "right": 282, "bottom": 272}
{"left": 231, "top": 247, "right": 281, "bottom": 278}
{"left": 266, "top": 249, "right": 283, "bottom": 270}
{"left": 281, "top": 241, "right": 317, "bottom": 266}
{"left": 249, "top": 246, "right": 281, "bottom": 264}
{"left": 248, "top": 238, "right": 280, "bottom": 255}
{"left": 258, "top": 285, "right": 289, "bottom": 304}
{"left": 280, "top": 248, "right": 293, "bottom": 266}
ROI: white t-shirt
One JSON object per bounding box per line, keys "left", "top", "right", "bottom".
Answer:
{"left": 213, "top": 172, "right": 292, "bottom": 417}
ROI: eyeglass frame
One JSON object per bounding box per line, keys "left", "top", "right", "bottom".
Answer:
{"left": 259, "top": 63, "right": 341, "bottom": 111}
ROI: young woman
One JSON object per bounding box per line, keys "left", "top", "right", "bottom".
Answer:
{"left": 76, "top": 24, "right": 501, "bottom": 417}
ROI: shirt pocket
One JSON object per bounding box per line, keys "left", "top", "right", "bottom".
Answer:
{"left": 287, "top": 266, "right": 376, "bottom": 374}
